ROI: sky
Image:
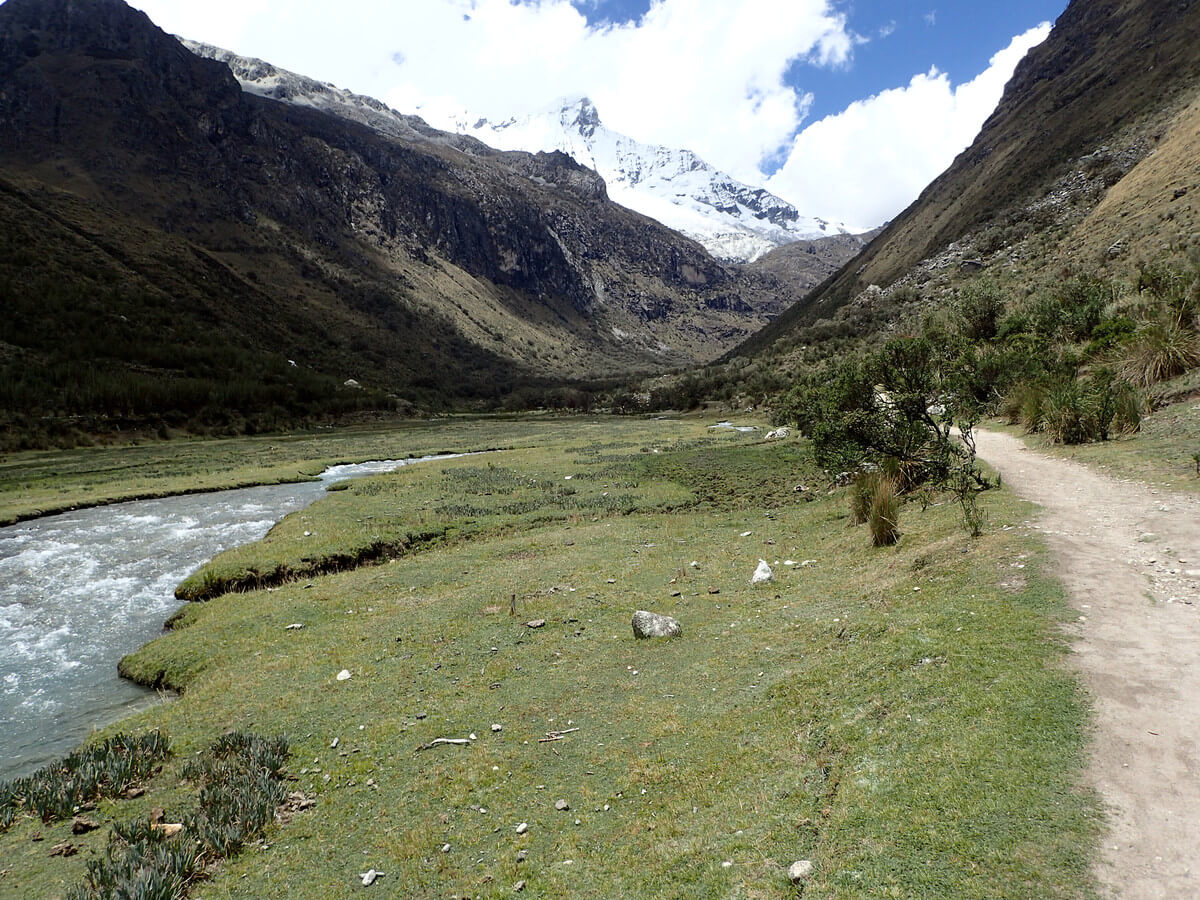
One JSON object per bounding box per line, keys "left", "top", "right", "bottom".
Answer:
{"left": 124, "top": 0, "right": 1067, "bottom": 229}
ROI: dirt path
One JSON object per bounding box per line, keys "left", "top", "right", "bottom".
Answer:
{"left": 974, "top": 429, "right": 1200, "bottom": 899}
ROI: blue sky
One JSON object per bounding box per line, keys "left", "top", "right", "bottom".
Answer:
{"left": 128, "top": 0, "right": 1065, "bottom": 227}
{"left": 572, "top": 0, "right": 1066, "bottom": 121}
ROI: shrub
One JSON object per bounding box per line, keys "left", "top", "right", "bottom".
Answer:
{"left": 868, "top": 477, "right": 901, "bottom": 547}
{"left": 957, "top": 279, "right": 1005, "bottom": 341}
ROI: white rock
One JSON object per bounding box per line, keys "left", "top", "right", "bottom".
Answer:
{"left": 632, "top": 610, "right": 682, "bottom": 639}
{"left": 492, "top": 723, "right": 503, "bottom": 732}
{"left": 360, "top": 869, "right": 380, "bottom": 886}
{"left": 516, "top": 822, "right": 528, "bottom": 834}
{"left": 285, "top": 623, "right": 304, "bottom": 630}
{"left": 751, "top": 560, "right": 773, "bottom": 584}
{"left": 788, "top": 860, "right": 814, "bottom": 883}
{"left": 336, "top": 669, "right": 352, "bottom": 681}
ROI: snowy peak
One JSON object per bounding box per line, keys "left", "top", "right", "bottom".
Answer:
{"left": 456, "top": 97, "right": 855, "bottom": 262}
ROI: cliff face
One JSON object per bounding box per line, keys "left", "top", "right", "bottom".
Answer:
{"left": 0, "top": 0, "right": 786, "bottom": 430}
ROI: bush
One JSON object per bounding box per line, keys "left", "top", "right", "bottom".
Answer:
{"left": 868, "top": 477, "right": 901, "bottom": 547}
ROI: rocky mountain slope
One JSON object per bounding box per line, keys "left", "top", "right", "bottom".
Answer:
{"left": 0, "top": 0, "right": 790, "bottom": 440}
{"left": 738, "top": 0, "right": 1200, "bottom": 356}
{"left": 177, "top": 43, "right": 855, "bottom": 264}
{"left": 452, "top": 98, "right": 856, "bottom": 263}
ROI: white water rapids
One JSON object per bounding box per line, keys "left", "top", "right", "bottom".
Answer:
{"left": 0, "top": 455, "right": 458, "bottom": 780}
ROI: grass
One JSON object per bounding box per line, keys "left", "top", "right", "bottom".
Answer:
{"left": 0, "top": 417, "right": 1099, "bottom": 898}
{"left": 0, "top": 414, "right": 613, "bottom": 526}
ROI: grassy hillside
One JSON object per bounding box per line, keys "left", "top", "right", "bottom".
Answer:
{"left": 741, "top": 0, "right": 1200, "bottom": 358}
{"left": 0, "top": 417, "right": 1099, "bottom": 898}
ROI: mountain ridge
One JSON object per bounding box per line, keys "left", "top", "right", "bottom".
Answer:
{"left": 0, "top": 0, "right": 799, "bottom": 444}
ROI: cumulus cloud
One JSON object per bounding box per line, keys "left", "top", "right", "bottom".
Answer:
{"left": 131, "top": 0, "right": 853, "bottom": 187}
{"left": 765, "top": 23, "right": 1051, "bottom": 228}
{"left": 129, "top": 1, "right": 1048, "bottom": 230}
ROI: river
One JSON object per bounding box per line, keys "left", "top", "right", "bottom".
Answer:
{"left": 0, "top": 455, "right": 458, "bottom": 780}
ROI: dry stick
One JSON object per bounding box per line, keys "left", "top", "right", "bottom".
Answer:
{"left": 539, "top": 728, "right": 581, "bottom": 743}
{"left": 415, "top": 738, "right": 473, "bottom": 751}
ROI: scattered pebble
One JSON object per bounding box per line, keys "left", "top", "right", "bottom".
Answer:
{"left": 492, "top": 723, "right": 503, "bottom": 732}
{"left": 516, "top": 822, "right": 528, "bottom": 834}
{"left": 336, "top": 669, "right": 352, "bottom": 681}
{"left": 555, "top": 799, "right": 570, "bottom": 811}
{"left": 360, "top": 869, "right": 381, "bottom": 886}
{"left": 514, "top": 880, "right": 526, "bottom": 892}
{"left": 441, "top": 843, "right": 451, "bottom": 853}
{"left": 285, "top": 623, "right": 304, "bottom": 630}
{"left": 525, "top": 619, "right": 547, "bottom": 629}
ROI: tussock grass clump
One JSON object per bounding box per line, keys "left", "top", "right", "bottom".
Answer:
{"left": 68, "top": 732, "right": 289, "bottom": 900}
{"left": 0, "top": 731, "right": 170, "bottom": 829}
{"left": 868, "top": 476, "right": 901, "bottom": 546}
{"left": 1119, "top": 321, "right": 1200, "bottom": 387}
{"left": 849, "top": 471, "right": 878, "bottom": 524}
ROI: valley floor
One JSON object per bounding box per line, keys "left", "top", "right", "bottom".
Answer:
{"left": 2, "top": 416, "right": 1098, "bottom": 898}
{"left": 975, "top": 429, "right": 1200, "bottom": 900}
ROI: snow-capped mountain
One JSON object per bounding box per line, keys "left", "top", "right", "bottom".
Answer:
{"left": 453, "top": 98, "right": 854, "bottom": 262}
{"left": 182, "top": 41, "right": 850, "bottom": 262}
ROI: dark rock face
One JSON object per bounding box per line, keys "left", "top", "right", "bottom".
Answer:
{"left": 0, "top": 0, "right": 790, "bottom": 410}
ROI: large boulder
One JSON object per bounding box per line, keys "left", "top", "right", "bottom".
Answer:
{"left": 632, "top": 610, "right": 681, "bottom": 639}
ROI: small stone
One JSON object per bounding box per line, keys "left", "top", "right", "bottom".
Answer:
{"left": 517, "top": 849, "right": 528, "bottom": 862}
{"left": 336, "top": 669, "right": 352, "bottom": 681}
{"left": 515, "top": 879, "right": 527, "bottom": 891}
{"left": 441, "top": 843, "right": 451, "bottom": 853}
{"left": 469, "top": 733, "right": 478, "bottom": 741}
{"left": 286, "top": 623, "right": 304, "bottom": 630}
{"left": 788, "top": 860, "right": 814, "bottom": 883}
{"left": 49, "top": 841, "right": 77, "bottom": 857}
{"left": 721, "top": 860, "right": 733, "bottom": 869}
{"left": 71, "top": 816, "right": 100, "bottom": 835}
{"left": 751, "top": 559, "right": 773, "bottom": 584}
{"left": 516, "top": 822, "right": 528, "bottom": 834}
{"left": 555, "top": 799, "right": 570, "bottom": 811}
{"left": 360, "top": 869, "right": 380, "bottom": 886}
{"left": 492, "top": 724, "right": 503, "bottom": 732}
{"left": 632, "top": 610, "right": 681, "bottom": 639}
{"left": 575, "top": 818, "right": 581, "bottom": 825}
{"left": 331, "top": 738, "right": 339, "bottom": 749}
{"left": 525, "top": 619, "right": 547, "bottom": 628}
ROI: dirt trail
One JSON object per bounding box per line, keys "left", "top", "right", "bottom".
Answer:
{"left": 974, "top": 429, "right": 1200, "bottom": 899}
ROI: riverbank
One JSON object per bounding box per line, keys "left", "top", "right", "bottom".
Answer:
{"left": 1, "top": 416, "right": 1099, "bottom": 898}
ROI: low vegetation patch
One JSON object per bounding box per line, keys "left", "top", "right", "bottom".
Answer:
{"left": 0, "top": 732, "right": 170, "bottom": 831}
{"left": 68, "top": 732, "right": 289, "bottom": 900}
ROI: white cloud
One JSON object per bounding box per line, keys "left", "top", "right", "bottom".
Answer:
{"left": 127, "top": 1, "right": 1048, "bottom": 231}
{"left": 129, "top": 0, "right": 853, "bottom": 188}
{"left": 765, "top": 23, "right": 1051, "bottom": 229}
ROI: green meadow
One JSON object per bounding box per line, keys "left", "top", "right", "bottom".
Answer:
{"left": 1, "top": 416, "right": 1099, "bottom": 898}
